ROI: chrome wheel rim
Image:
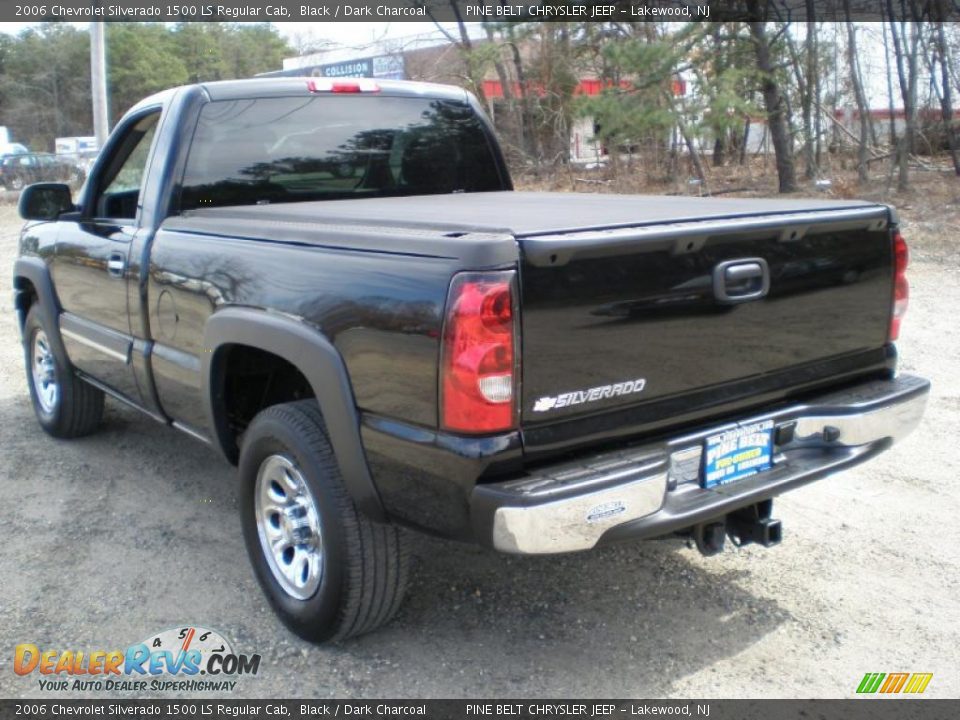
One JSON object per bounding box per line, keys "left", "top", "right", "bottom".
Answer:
{"left": 31, "top": 329, "right": 59, "bottom": 414}
{"left": 255, "top": 454, "right": 324, "bottom": 600}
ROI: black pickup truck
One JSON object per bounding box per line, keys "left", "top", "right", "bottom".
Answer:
{"left": 14, "top": 78, "right": 929, "bottom": 642}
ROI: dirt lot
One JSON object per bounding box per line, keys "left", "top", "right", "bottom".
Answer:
{"left": 0, "top": 176, "right": 958, "bottom": 699}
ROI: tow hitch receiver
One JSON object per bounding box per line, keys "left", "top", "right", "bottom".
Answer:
{"left": 726, "top": 500, "right": 782, "bottom": 548}
{"left": 689, "top": 500, "right": 782, "bottom": 556}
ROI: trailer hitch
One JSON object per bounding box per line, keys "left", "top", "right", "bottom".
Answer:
{"left": 726, "top": 499, "right": 782, "bottom": 548}
{"left": 688, "top": 500, "right": 782, "bottom": 556}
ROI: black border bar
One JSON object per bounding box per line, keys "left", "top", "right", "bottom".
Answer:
{"left": 1, "top": 1, "right": 957, "bottom": 24}
{"left": 1, "top": 700, "right": 958, "bottom": 720}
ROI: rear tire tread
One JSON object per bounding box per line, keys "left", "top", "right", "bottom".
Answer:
{"left": 247, "top": 400, "right": 409, "bottom": 641}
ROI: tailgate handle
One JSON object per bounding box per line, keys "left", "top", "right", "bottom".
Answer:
{"left": 713, "top": 258, "right": 770, "bottom": 304}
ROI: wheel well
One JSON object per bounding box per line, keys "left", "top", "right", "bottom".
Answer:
{"left": 216, "top": 344, "right": 315, "bottom": 457}
{"left": 13, "top": 276, "right": 38, "bottom": 331}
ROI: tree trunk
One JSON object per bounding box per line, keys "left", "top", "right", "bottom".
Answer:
{"left": 934, "top": 12, "right": 960, "bottom": 175}
{"left": 710, "top": 24, "right": 727, "bottom": 168}
{"left": 882, "top": 16, "right": 898, "bottom": 149}
{"left": 669, "top": 92, "right": 707, "bottom": 188}
{"left": 483, "top": 23, "right": 524, "bottom": 157}
{"left": 424, "top": 2, "right": 487, "bottom": 105}
{"left": 900, "top": 22, "right": 919, "bottom": 192}
{"left": 844, "top": 6, "right": 870, "bottom": 185}
{"left": 740, "top": 116, "right": 751, "bottom": 166}
{"left": 746, "top": 5, "right": 797, "bottom": 193}
{"left": 886, "top": 0, "right": 921, "bottom": 191}
{"left": 450, "top": 2, "right": 487, "bottom": 105}
{"left": 506, "top": 25, "right": 541, "bottom": 164}
{"left": 713, "top": 136, "right": 726, "bottom": 167}
{"left": 803, "top": 12, "right": 817, "bottom": 179}
{"left": 811, "top": 25, "right": 822, "bottom": 169}
{"left": 782, "top": 21, "right": 813, "bottom": 180}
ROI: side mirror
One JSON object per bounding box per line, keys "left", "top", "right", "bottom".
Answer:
{"left": 18, "top": 183, "right": 74, "bottom": 221}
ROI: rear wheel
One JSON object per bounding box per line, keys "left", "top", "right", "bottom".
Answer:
{"left": 239, "top": 400, "right": 410, "bottom": 642}
{"left": 23, "top": 305, "right": 104, "bottom": 438}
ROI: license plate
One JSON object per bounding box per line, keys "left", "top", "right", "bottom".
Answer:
{"left": 701, "top": 420, "right": 774, "bottom": 489}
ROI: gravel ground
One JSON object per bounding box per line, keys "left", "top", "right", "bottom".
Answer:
{"left": 0, "top": 195, "right": 957, "bottom": 700}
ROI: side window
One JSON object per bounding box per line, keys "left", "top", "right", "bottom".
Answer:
{"left": 94, "top": 111, "right": 160, "bottom": 220}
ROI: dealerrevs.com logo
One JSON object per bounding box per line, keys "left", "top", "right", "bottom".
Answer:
{"left": 14, "top": 626, "right": 260, "bottom": 693}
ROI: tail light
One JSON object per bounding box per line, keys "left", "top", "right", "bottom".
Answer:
{"left": 440, "top": 271, "right": 518, "bottom": 434}
{"left": 890, "top": 231, "right": 909, "bottom": 341}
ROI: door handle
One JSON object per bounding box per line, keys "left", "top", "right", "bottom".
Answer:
{"left": 713, "top": 258, "right": 770, "bottom": 304}
{"left": 107, "top": 253, "right": 125, "bottom": 278}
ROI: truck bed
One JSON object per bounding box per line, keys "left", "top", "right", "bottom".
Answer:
{"left": 171, "top": 190, "right": 895, "bottom": 461}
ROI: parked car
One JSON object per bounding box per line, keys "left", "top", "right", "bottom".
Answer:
{"left": 1, "top": 152, "right": 84, "bottom": 191}
{"left": 14, "top": 78, "right": 929, "bottom": 642}
{"left": 0, "top": 142, "right": 29, "bottom": 155}
{"left": 54, "top": 136, "right": 100, "bottom": 179}
{"left": 0, "top": 143, "right": 31, "bottom": 190}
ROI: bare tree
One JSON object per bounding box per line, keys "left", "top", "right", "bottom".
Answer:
{"left": 844, "top": 5, "right": 871, "bottom": 184}
{"left": 419, "top": 1, "right": 488, "bottom": 104}
{"left": 782, "top": 19, "right": 816, "bottom": 179}
{"left": 933, "top": 4, "right": 960, "bottom": 175}
{"left": 747, "top": 1, "right": 797, "bottom": 192}
{"left": 483, "top": 22, "right": 524, "bottom": 156}
{"left": 804, "top": 3, "right": 820, "bottom": 177}
{"left": 881, "top": 15, "right": 899, "bottom": 149}
{"left": 886, "top": 0, "right": 922, "bottom": 191}
{"left": 503, "top": 23, "right": 541, "bottom": 163}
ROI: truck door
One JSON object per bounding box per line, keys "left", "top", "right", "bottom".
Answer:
{"left": 50, "top": 110, "right": 161, "bottom": 403}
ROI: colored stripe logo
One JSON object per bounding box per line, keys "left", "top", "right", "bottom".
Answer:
{"left": 857, "top": 672, "right": 933, "bottom": 694}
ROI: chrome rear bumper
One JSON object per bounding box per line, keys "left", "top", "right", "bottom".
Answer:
{"left": 472, "top": 374, "right": 929, "bottom": 554}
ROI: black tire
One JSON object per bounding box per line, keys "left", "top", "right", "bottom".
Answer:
{"left": 239, "top": 400, "right": 410, "bottom": 642}
{"left": 23, "top": 304, "right": 104, "bottom": 438}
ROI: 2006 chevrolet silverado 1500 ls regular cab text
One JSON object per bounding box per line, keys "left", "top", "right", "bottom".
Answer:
{"left": 14, "top": 78, "right": 929, "bottom": 641}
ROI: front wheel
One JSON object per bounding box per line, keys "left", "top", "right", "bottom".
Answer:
{"left": 239, "top": 400, "right": 410, "bottom": 642}
{"left": 23, "top": 305, "right": 104, "bottom": 438}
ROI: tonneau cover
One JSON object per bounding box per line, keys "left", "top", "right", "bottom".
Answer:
{"left": 182, "top": 191, "right": 879, "bottom": 238}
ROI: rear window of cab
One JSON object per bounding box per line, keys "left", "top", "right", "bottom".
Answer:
{"left": 179, "top": 95, "right": 504, "bottom": 211}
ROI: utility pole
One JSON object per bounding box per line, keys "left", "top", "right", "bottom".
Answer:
{"left": 90, "top": 21, "right": 109, "bottom": 148}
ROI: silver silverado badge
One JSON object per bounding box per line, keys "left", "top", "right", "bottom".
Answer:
{"left": 532, "top": 378, "right": 647, "bottom": 413}
{"left": 586, "top": 500, "right": 626, "bottom": 524}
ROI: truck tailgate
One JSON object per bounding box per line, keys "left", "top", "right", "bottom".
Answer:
{"left": 517, "top": 204, "right": 894, "bottom": 455}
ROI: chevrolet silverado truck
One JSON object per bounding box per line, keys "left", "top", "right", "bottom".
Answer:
{"left": 14, "top": 78, "right": 929, "bottom": 642}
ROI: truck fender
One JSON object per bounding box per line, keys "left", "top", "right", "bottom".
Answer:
{"left": 202, "top": 307, "right": 386, "bottom": 521}
{"left": 13, "top": 257, "right": 70, "bottom": 368}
